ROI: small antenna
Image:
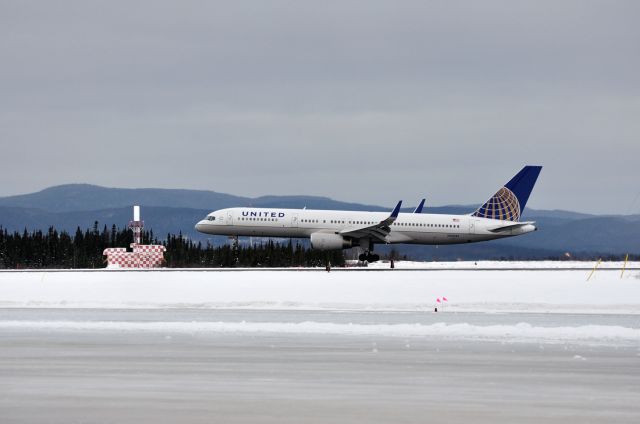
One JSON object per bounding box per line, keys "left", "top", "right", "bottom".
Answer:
{"left": 128, "top": 205, "right": 144, "bottom": 245}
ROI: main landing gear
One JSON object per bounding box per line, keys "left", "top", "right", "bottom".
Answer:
{"left": 358, "top": 252, "right": 380, "bottom": 262}
{"left": 357, "top": 238, "right": 379, "bottom": 262}
{"left": 229, "top": 236, "right": 239, "bottom": 266}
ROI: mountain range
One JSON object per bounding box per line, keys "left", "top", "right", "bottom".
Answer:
{"left": 1, "top": 184, "right": 638, "bottom": 260}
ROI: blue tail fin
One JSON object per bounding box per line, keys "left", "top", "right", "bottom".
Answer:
{"left": 472, "top": 166, "right": 542, "bottom": 221}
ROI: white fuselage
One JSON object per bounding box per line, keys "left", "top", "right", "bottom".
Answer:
{"left": 195, "top": 207, "right": 536, "bottom": 246}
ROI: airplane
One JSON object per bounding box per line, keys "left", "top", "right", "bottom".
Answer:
{"left": 195, "top": 166, "right": 542, "bottom": 262}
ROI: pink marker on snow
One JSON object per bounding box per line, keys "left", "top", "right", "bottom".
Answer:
{"left": 442, "top": 297, "right": 448, "bottom": 302}
{"left": 436, "top": 298, "right": 441, "bottom": 303}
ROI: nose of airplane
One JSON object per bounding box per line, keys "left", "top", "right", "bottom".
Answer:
{"left": 195, "top": 220, "right": 207, "bottom": 233}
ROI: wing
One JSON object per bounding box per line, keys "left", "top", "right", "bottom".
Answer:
{"left": 339, "top": 201, "right": 402, "bottom": 243}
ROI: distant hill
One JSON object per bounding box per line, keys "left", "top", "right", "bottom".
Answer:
{"left": 0, "top": 184, "right": 384, "bottom": 213}
{"left": 0, "top": 184, "right": 589, "bottom": 218}
{"left": 0, "top": 184, "right": 637, "bottom": 260}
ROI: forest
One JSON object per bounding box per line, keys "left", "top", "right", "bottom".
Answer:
{"left": 0, "top": 222, "right": 345, "bottom": 269}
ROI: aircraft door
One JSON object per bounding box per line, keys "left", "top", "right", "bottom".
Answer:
{"left": 226, "top": 211, "right": 234, "bottom": 226}
{"left": 469, "top": 219, "right": 481, "bottom": 234}
{"left": 291, "top": 213, "right": 299, "bottom": 227}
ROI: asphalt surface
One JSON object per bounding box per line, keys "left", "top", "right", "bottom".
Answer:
{"left": 1, "top": 309, "right": 639, "bottom": 424}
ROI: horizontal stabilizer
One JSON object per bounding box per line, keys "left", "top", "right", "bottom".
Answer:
{"left": 488, "top": 221, "right": 536, "bottom": 233}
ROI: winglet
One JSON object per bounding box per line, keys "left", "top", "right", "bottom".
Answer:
{"left": 391, "top": 200, "right": 402, "bottom": 218}
{"left": 413, "top": 199, "right": 425, "bottom": 214}
{"left": 379, "top": 200, "right": 403, "bottom": 227}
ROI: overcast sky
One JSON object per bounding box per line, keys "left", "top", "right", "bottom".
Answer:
{"left": 1, "top": 1, "right": 638, "bottom": 214}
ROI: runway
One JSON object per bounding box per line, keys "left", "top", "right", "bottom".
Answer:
{"left": 1, "top": 309, "right": 639, "bottom": 423}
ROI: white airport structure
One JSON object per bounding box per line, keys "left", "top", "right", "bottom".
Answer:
{"left": 196, "top": 166, "right": 542, "bottom": 262}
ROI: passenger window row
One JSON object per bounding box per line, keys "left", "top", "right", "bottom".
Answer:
{"left": 394, "top": 223, "right": 460, "bottom": 228}
{"left": 233, "top": 216, "right": 459, "bottom": 228}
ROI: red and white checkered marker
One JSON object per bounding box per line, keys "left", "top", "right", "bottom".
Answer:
{"left": 103, "top": 244, "right": 166, "bottom": 268}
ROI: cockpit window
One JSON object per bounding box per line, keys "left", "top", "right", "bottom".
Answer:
{"left": 207, "top": 216, "right": 216, "bottom": 221}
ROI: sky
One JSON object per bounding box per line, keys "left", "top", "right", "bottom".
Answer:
{"left": 1, "top": 1, "right": 639, "bottom": 214}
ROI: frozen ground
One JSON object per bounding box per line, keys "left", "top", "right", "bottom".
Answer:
{"left": 1, "top": 309, "right": 639, "bottom": 424}
{"left": 1, "top": 264, "right": 639, "bottom": 423}
{"left": 1, "top": 262, "right": 639, "bottom": 314}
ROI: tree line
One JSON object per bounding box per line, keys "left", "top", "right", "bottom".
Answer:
{"left": 0, "top": 223, "right": 345, "bottom": 269}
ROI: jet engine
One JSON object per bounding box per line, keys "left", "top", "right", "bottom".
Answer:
{"left": 310, "top": 233, "right": 353, "bottom": 250}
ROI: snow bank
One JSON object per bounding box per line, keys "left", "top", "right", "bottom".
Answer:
{"left": 1, "top": 264, "right": 639, "bottom": 313}
{"left": 1, "top": 320, "right": 637, "bottom": 343}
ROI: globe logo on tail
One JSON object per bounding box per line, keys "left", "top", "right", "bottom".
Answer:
{"left": 472, "top": 187, "right": 521, "bottom": 222}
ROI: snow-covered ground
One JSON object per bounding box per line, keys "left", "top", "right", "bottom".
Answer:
{"left": 1, "top": 261, "right": 639, "bottom": 314}
{"left": 3, "top": 263, "right": 638, "bottom": 422}
{"left": 2, "top": 319, "right": 638, "bottom": 344}
{"left": 365, "top": 259, "right": 640, "bottom": 269}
